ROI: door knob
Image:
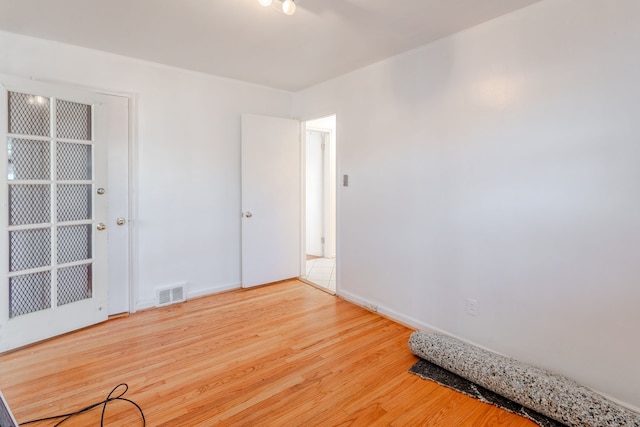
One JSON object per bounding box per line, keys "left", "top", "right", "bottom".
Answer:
{"left": 244, "top": 212, "right": 253, "bottom": 218}
{"left": 97, "top": 223, "right": 106, "bottom": 231}
{"left": 116, "top": 218, "right": 126, "bottom": 226}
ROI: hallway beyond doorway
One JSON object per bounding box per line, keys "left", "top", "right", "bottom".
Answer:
{"left": 303, "top": 257, "right": 336, "bottom": 292}
{"left": 302, "top": 114, "right": 337, "bottom": 294}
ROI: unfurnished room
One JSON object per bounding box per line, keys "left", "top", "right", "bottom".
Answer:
{"left": 0, "top": 0, "right": 639, "bottom": 426}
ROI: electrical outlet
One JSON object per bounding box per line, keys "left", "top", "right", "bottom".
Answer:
{"left": 466, "top": 298, "right": 478, "bottom": 317}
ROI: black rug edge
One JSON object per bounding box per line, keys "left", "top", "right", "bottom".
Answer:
{"left": 408, "top": 358, "right": 567, "bottom": 427}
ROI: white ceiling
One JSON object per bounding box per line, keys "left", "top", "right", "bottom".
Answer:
{"left": 0, "top": 0, "right": 542, "bottom": 91}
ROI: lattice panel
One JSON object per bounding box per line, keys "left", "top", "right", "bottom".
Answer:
{"left": 58, "top": 225, "right": 91, "bottom": 264}
{"left": 56, "top": 99, "right": 92, "bottom": 140}
{"left": 57, "top": 264, "right": 92, "bottom": 306}
{"left": 9, "top": 228, "right": 51, "bottom": 272}
{"left": 8, "top": 92, "right": 51, "bottom": 137}
{"left": 7, "top": 138, "right": 51, "bottom": 180}
{"left": 9, "top": 271, "right": 52, "bottom": 318}
{"left": 56, "top": 142, "right": 92, "bottom": 180}
{"left": 56, "top": 184, "right": 92, "bottom": 222}
{"left": 9, "top": 184, "right": 51, "bottom": 226}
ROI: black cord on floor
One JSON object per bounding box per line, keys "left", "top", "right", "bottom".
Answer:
{"left": 20, "top": 383, "right": 145, "bottom": 426}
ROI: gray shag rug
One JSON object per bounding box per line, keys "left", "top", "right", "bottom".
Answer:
{"left": 409, "top": 331, "right": 640, "bottom": 427}
{"left": 409, "top": 358, "right": 566, "bottom": 427}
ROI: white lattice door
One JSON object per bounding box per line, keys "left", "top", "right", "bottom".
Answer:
{"left": 0, "top": 78, "right": 108, "bottom": 352}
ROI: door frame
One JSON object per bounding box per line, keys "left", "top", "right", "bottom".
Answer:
{"left": 300, "top": 113, "right": 338, "bottom": 292}
{"left": 304, "top": 127, "right": 331, "bottom": 258}
{"left": 97, "top": 87, "right": 138, "bottom": 315}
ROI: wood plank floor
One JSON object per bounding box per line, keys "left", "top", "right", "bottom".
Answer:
{"left": 0, "top": 280, "right": 537, "bottom": 426}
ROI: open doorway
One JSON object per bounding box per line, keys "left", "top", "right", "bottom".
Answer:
{"left": 301, "top": 114, "right": 336, "bottom": 293}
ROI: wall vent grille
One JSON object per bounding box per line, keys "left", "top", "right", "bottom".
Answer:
{"left": 155, "top": 284, "right": 186, "bottom": 307}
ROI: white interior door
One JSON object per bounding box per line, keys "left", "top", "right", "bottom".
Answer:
{"left": 106, "top": 95, "right": 129, "bottom": 315}
{"left": 0, "top": 77, "right": 109, "bottom": 352}
{"left": 305, "top": 130, "right": 324, "bottom": 257}
{"left": 241, "top": 114, "right": 300, "bottom": 288}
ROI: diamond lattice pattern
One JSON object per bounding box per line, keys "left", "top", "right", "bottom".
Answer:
{"left": 56, "top": 99, "right": 91, "bottom": 140}
{"left": 58, "top": 225, "right": 91, "bottom": 264}
{"left": 7, "top": 138, "right": 50, "bottom": 180}
{"left": 10, "top": 228, "right": 51, "bottom": 272}
{"left": 8, "top": 92, "right": 51, "bottom": 137}
{"left": 5, "top": 92, "right": 97, "bottom": 321}
{"left": 56, "top": 142, "right": 92, "bottom": 180}
{"left": 57, "top": 184, "right": 92, "bottom": 222}
{"left": 57, "top": 264, "right": 92, "bottom": 306}
{"left": 9, "top": 271, "right": 52, "bottom": 318}
{"left": 9, "top": 184, "right": 50, "bottom": 226}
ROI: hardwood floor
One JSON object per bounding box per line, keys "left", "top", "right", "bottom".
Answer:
{"left": 0, "top": 280, "right": 536, "bottom": 426}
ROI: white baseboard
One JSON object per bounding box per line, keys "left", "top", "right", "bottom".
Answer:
{"left": 135, "top": 299, "right": 155, "bottom": 311}
{"left": 337, "top": 288, "right": 640, "bottom": 415}
{"left": 135, "top": 282, "right": 241, "bottom": 312}
{"left": 187, "top": 282, "right": 241, "bottom": 299}
{"left": 338, "top": 289, "right": 523, "bottom": 358}
{"left": 338, "top": 288, "right": 435, "bottom": 331}
{"left": 598, "top": 393, "right": 640, "bottom": 416}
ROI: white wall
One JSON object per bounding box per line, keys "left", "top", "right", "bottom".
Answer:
{"left": 294, "top": 0, "right": 640, "bottom": 409}
{"left": 0, "top": 30, "right": 293, "bottom": 308}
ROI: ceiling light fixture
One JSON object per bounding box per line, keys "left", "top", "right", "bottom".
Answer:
{"left": 282, "top": 0, "right": 296, "bottom": 15}
{"left": 258, "top": 0, "right": 296, "bottom": 16}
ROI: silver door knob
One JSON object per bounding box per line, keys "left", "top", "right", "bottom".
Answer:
{"left": 116, "top": 218, "right": 126, "bottom": 226}
{"left": 245, "top": 212, "right": 253, "bottom": 218}
{"left": 97, "top": 223, "right": 106, "bottom": 231}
